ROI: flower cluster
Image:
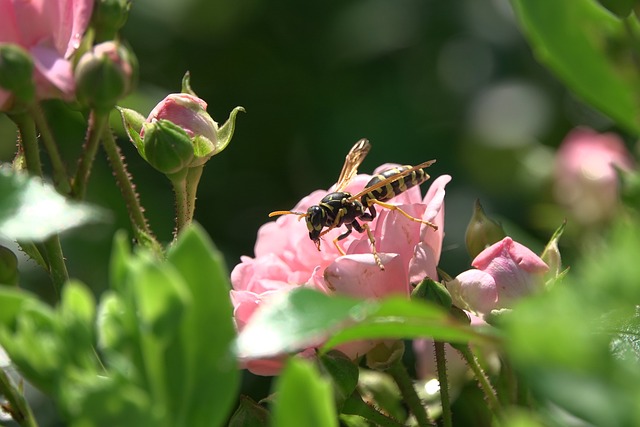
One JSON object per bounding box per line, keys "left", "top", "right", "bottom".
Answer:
{"left": 230, "top": 167, "right": 451, "bottom": 375}
{"left": 0, "top": 0, "right": 93, "bottom": 110}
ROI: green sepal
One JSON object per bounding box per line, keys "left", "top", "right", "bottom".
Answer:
{"left": 541, "top": 221, "right": 566, "bottom": 283}
{"left": 189, "top": 134, "right": 216, "bottom": 166}
{"left": 143, "top": 119, "right": 195, "bottom": 175}
{"left": 411, "top": 276, "right": 452, "bottom": 309}
{"left": 216, "top": 106, "right": 245, "bottom": 154}
{"left": 181, "top": 71, "right": 197, "bottom": 96}
{"left": 118, "top": 107, "right": 146, "bottom": 157}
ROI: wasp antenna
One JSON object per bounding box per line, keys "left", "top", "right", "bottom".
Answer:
{"left": 269, "top": 210, "right": 306, "bottom": 218}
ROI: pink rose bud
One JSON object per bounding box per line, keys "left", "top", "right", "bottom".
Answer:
{"left": 554, "top": 127, "right": 635, "bottom": 225}
{"left": 75, "top": 41, "right": 136, "bottom": 112}
{"left": 448, "top": 237, "right": 548, "bottom": 316}
{"left": 121, "top": 74, "right": 243, "bottom": 177}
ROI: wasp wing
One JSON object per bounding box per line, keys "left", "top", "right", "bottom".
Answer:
{"left": 335, "top": 138, "right": 372, "bottom": 191}
{"left": 348, "top": 159, "right": 436, "bottom": 201}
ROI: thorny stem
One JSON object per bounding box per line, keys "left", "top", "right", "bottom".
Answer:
{"left": 28, "top": 104, "right": 71, "bottom": 194}
{"left": 0, "top": 368, "right": 38, "bottom": 427}
{"left": 456, "top": 345, "right": 500, "bottom": 415}
{"left": 72, "top": 110, "right": 108, "bottom": 199}
{"left": 10, "top": 113, "right": 68, "bottom": 296}
{"left": 387, "top": 357, "right": 431, "bottom": 427}
{"left": 434, "top": 341, "right": 452, "bottom": 427}
{"left": 100, "top": 127, "right": 158, "bottom": 248}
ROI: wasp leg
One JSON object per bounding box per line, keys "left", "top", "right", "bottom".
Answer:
{"left": 367, "top": 199, "right": 438, "bottom": 230}
{"left": 332, "top": 220, "right": 384, "bottom": 270}
{"left": 360, "top": 204, "right": 377, "bottom": 222}
{"left": 332, "top": 223, "right": 354, "bottom": 255}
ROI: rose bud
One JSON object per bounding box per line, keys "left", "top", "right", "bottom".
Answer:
{"left": 75, "top": 41, "right": 136, "bottom": 112}
{"left": 92, "top": 0, "right": 132, "bottom": 41}
{"left": 123, "top": 92, "right": 243, "bottom": 176}
{"left": 464, "top": 199, "right": 506, "bottom": 260}
{"left": 448, "top": 237, "right": 549, "bottom": 317}
{"left": 0, "top": 44, "right": 35, "bottom": 109}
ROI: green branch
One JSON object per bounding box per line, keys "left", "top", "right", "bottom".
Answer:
{"left": 434, "top": 341, "right": 452, "bottom": 427}
{"left": 28, "top": 104, "right": 70, "bottom": 194}
{"left": 387, "top": 357, "right": 431, "bottom": 427}
{"left": 100, "top": 128, "right": 160, "bottom": 251}
{"left": 72, "top": 110, "right": 108, "bottom": 199}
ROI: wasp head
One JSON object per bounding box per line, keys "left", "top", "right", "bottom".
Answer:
{"left": 305, "top": 205, "right": 326, "bottom": 250}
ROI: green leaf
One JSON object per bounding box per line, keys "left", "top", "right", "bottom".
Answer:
{"left": 272, "top": 358, "right": 338, "bottom": 427}
{"left": 503, "top": 221, "right": 640, "bottom": 426}
{"left": 164, "top": 223, "right": 239, "bottom": 427}
{"left": 511, "top": 0, "right": 640, "bottom": 134}
{"left": 0, "top": 287, "right": 31, "bottom": 326}
{"left": 0, "top": 300, "right": 64, "bottom": 394}
{"left": 0, "top": 169, "right": 107, "bottom": 241}
{"left": 235, "top": 288, "right": 490, "bottom": 360}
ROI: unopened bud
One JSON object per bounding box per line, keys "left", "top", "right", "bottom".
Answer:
{"left": 92, "top": 0, "right": 132, "bottom": 41}
{"left": 0, "top": 44, "right": 35, "bottom": 105}
{"left": 541, "top": 222, "right": 565, "bottom": 283}
{"left": 411, "top": 276, "right": 452, "bottom": 309}
{"left": 228, "top": 395, "right": 269, "bottom": 427}
{"left": 75, "top": 41, "right": 136, "bottom": 112}
{"left": 319, "top": 350, "right": 359, "bottom": 410}
{"left": 0, "top": 245, "right": 18, "bottom": 286}
{"left": 465, "top": 199, "right": 506, "bottom": 259}
{"left": 365, "top": 340, "right": 404, "bottom": 371}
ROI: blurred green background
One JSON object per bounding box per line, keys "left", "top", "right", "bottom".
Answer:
{"left": 0, "top": 0, "right": 617, "bottom": 294}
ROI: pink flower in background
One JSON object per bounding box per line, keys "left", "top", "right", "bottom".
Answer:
{"left": 0, "top": 0, "right": 94, "bottom": 109}
{"left": 230, "top": 167, "right": 451, "bottom": 375}
{"left": 448, "top": 237, "right": 548, "bottom": 317}
{"left": 554, "top": 127, "right": 635, "bottom": 225}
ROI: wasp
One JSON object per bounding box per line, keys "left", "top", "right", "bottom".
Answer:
{"left": 269, "top": 139, "right": 437, "bottom": 270}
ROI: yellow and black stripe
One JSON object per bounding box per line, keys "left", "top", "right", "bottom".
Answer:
{"left": 361, "top": 165, "right": 429, "bottom": 207}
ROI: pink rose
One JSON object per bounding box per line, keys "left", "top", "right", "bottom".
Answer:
{"left": 0, "top": 0, "right": 94, "bottom": 109}
{"left": 448, "top": 237, "right": 548, "bottom": 316}
{"left": 554, "top": 127, "right": 635, "bottom": 225}
{"left": 230, "top": 168, "right": 451, "bottom": 375}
